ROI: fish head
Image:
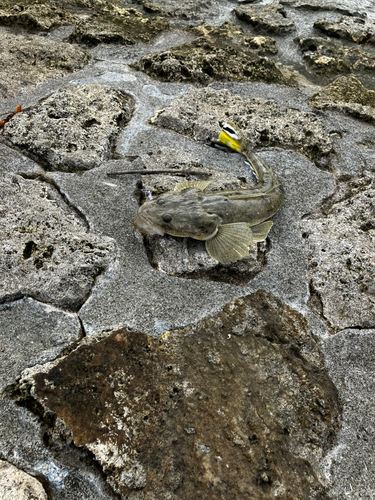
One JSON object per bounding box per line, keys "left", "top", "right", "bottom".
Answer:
{"left": 134, "top": 189, "right": 221, "bottom": 240}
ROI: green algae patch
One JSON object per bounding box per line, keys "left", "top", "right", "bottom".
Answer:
{"left": 132, "top": 22, "right": 292, "bottom": 85}
{"left": 0, "top": 0, "right": 76, "bottom": 30}
{"left": 309, "top": 76, "right": 375, "bottom": 124}
{"left": 68, "top": 4, "right": 169, "bottom": 46}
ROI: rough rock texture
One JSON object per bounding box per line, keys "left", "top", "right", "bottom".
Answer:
{"left": 322, "top": 329, "right": 375, "bottom": 499}
{"left": 0, "top": 172, "right": 116, "bottom": 310}
{"left": 132, "top": 23, "right": 289, "bottom": 85}
{"left": 301, "top": 172, "right": 375, "bottom": 331}
{"left": 0, "top": 397, "right": 116, "bottom": 499}
{"left": 132, "top": 147, "right": 266, "bottom": 280}
{"left": 153, "top": 87, "right": 333, "bottom": 160}
{"left": 3, "top": 84, "right": 134, "bottom": 171}
{"left": 235, "top": 4, "right": 295, "bottom": 34}
{"left": 0, "top": 34, "right": 90, "bottom": 99}
{"left": 0, "top": 459, "right": 48, "bottom": 500}
{"left": 29, "top": 291, "right": 340, "bottom": 499}
{"left": 0, "top": 298, "right": 80, "bottom": 392}
{"left": 69, "top": 4, "right": 169, "bottom": 46}
{"left": 314, "top": 16, "right": 375, "bottom": 45}
{"left": 134, "top": 0, "right": 211, "bottom": 19}
{"left": 280, "top": 0, "right": 364, "bottom": 16}
{"left": 309, "top": 76, "right": 375, "bottom": 124}
{"left": 0, "top": 0, "right": 75, "bottom": 31}
{"left": 299, "top": 37, "right": 375, "bottom": 75}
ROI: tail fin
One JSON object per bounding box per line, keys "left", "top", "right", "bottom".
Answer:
{"left": 217, "top": 121, "right": 249, "bottom": 154}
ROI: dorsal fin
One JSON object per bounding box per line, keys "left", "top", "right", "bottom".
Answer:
{"left": 174, "top": 180, "right": 212, "bottom": 192}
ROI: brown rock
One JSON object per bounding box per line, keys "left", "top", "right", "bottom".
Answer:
{"left": 299, "top": 37, "right": 375, "bottom": 75}
{"left": 235, "top": 4, "right": 295, "bottom": 34}
{"left": 309, "top": 76, "right": 375, "bottom": 124}
{"left": 69, "top": 4, "right": 169, "bottom": 46}
{"left": 0, "top": 0, "right": 75, "bottom": 31}
{"left": 314, "top": 16, "right": 375, "bottom": 44}
{"left": 31, "top": 291, "right": 340, "bottom": 499}
{"left": 131, "top": 23, "right": 290, "bottom": 85}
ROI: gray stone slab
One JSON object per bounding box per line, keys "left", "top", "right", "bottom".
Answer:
{"left": 0, "top": 298, "right": 80, "bottom": 392}
{"left": 322, "top": 329, "right": 375, "bottom": 499}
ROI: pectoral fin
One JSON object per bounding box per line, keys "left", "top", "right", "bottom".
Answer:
{"left": 174, "top": 180, "right": 212, "bottom": 192}
{"left": 205, "top": 223, "right": 253, "bottom": 264}
{"left": 250, "top": 221, "right": 273, "bottom": 242}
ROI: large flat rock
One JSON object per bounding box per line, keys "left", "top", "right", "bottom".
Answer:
{"left": 309, "top": 76, "right": 375, "bottom": 124}
{"left": 0, "top": 0, "right": 75, "bottom": 31}
{"left": 235, "top": 4, "right": 296, "bottom": 34}
{"left": 131, "top": 23, "right": 290, "bottom": 85}
{"left": 28, "top": 291, "right": 341, "bottom": 499}
{"left": 0, "top": 172, "right": 116, "bottom": 310}
{"left": 3, "top": 84, "right": 134, "bottom": 171}
{"left": 152, "top": 87, "right": 333, "bottom": 161}
{"left": 301, "top": 172, "right": 375, "bottom": 331}
{"left": 0, "top": 34, "right": 90, "bottom": 100}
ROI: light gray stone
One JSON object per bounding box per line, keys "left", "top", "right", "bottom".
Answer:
{"left": 0, "top": 172, "right": 116, "bottom": 310}
{"left": 301, "top": 172, "right": 375, "bottom": 330}
{"left": 280, "top": 0, "right": 365, "bottom": 17}
{"left": 152, "top": 87, "right": 333, "bottom": 161}
{"left": 0, "top": 34, "right": 90, "bottom": 100}
{"left": 0, "top": 298, "right": 80, "bottom": 392}
{"left": 322, "top": 329, "right": 375, "bottom": 499}
{"left": 0, "top": 459, "right": 47, "bottom": 500}
{"left": 3, "top": 84, "right": 134, "bottom": 172}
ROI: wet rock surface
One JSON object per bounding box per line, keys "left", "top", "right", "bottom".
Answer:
{"left": 235, "top": 4, "right": 295, "bottom": 34}
{"left": 280, "top": 0, "right": 364, "bottom": 16}
{"left": 133, "top": 147, "right": 268, "bottom": 281}
{"left": 301, "top": 172, "right": 375, "bottom": 331}
{"left": 3, "top": 84, "right": 134, "bottom": 171}
{"left": 0, "top": 0, "right": 75, "bottom": 31}
{"left": 30, "top": 291, "right": 340, "bottom": 499}
{"left": 0, "top": 172, "right": 116, "bottom": 309}
{"left": 299, "top": 37, "right": 375, "bottom": 76}
{"left": 0, "top": 397, "right": 116, "bottom": 499}
{"left": 0, "top": 298, "right": 80, "bottom": 392}
{"left": 132, "top": 23, "right": 290, "bottom": 84}
{"left": 0, "top": 0, "right": 374, "bottom": 498}
{"left": 322, "top": 329, "right": 375, "bottom": 499}
{"left": 0, "top": 459, "right": 48, "bottom": 500}
{"left": 0, "top": 34, "right": 90, "bottom": 99}
{"left": 314, "top": 16, "right": 375, "bottom": 45}
{"left": 153, "top": 87, "right": 333, "bottom": 161}
{"left": 68, "top": 4, "right": 169, "bottom": 46}
{"left": 309, "top": 76, "right": 375, "bottom": 124}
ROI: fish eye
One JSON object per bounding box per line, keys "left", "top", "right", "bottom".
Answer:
{"left": 162, "top": 214, "right": 172, "bottom": 223}
{"left": 156, "top": 198, "right": 165, "bottom": 205}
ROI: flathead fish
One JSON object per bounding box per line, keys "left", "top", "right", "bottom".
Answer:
{"left": 134, "top": 122, "right": 284, "bottom": 264}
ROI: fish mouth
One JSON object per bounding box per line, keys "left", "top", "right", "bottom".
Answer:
{"left": 134, "top": 214, "right": 164, "bottom": 236}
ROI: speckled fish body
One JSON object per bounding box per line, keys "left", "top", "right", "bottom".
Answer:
{"left": 134, "top": 122, "right": 284, "bottom": 264}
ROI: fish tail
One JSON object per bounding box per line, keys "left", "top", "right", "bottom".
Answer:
{"left": 217, "top": 121, "right": 250, "bottom": 154}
